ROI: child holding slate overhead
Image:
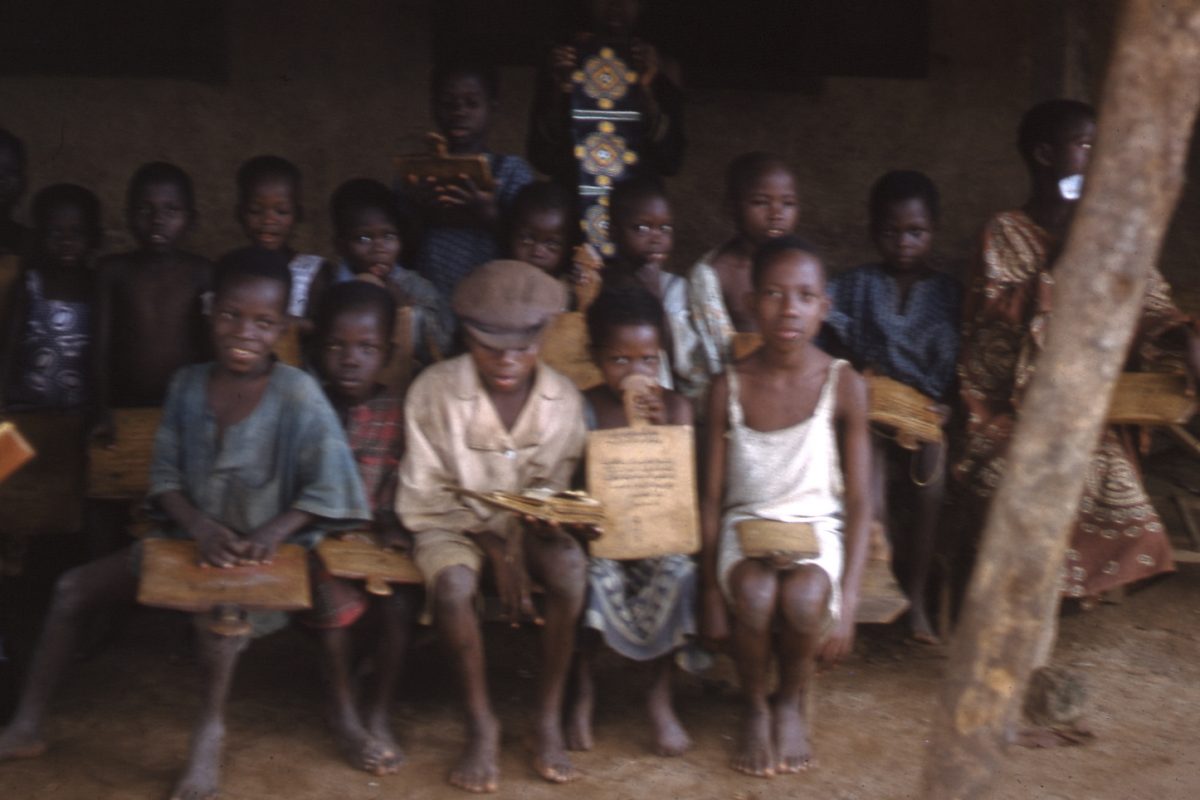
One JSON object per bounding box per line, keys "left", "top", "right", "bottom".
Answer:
{"left": 701, "top": 236, "right": 871, "bottom": 777}
{"left": 0, "top": 250, "right": 370, "bottom": 800}
{"left": 568, "top": 284, "right": 696, "bottom": 757}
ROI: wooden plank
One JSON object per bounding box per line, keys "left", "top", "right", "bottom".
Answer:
{"left": 137, "top": 538, "right": 311, "bottom": 613}
{"left": 587, "top": 424, "right": 701, "bottom": 559}
{"left": 394, "top": 133, "right": 494, "bottom": 190}
{"left": 866, "top": 375, "right": 944, "bottom": 448}
{"left": 0, "top": 411, "right": 84, "bottom": 535}
{"left": 1107, "top": 371, "right": 1196, "bottom": 425}
{"left": 541, "top": 311, "right": 604, "bottom": 390}
{"left": 317, "top": 534, "right": 423, "bottom": 595}
{"left": 0, "top": 421, "right": 35, "bottom": 485}
{"left": 86, "top": 407, "right": 162, "bottom": 499}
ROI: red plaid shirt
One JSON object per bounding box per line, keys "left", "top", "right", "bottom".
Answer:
{"left": 344, "top": 391, "right": 405, "bottom": 514}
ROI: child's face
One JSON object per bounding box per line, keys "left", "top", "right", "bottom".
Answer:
{"left": 1046, "top": 117, "right": 1096, "bottom": 179}
{"left": 735, "top": 168, "right": 799, "bottom": 246}
{"left": 511, "top": 208, "right": 568, "bottom": 274}
{"left": 873, "top": 198, "right": 934, "bottom": 272}
{"left": 613, "top": 195, "right": 673, "bottom": 269}
{"left": 752, "top": 250, "right": 830, "bottom": 350}
{"left": 339, "top": 208, "right": 401, "bottom": 280}
{"left": 320, "top": 307, "right": 389, "bottom": 404}
{"left": 130, "top": 181, "right": 191, "bottom": 254}
{"left": 465, "top": 332, "right": 540, "bottom": 396}
{"left": 0, "top": 145, "right": 24, "bottom": 212}
{"left": 210, "top": 276, "right": 287, "bottom": 376}
{"left": 41, "top": 203, "right": 92, "bottom": 270}
{"left": 239, "top": 178, "right": 298, "bottom": 251}
{"left": 595, "top": 323, "right": 661, "bottom": 394}
{"left": 587, "top": 0, "right": 640, "bottom": 37}
{"left": 434, "top": 74, "right": 494, "bottom": 153}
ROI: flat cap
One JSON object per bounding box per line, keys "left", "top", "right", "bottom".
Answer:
{"left": 453, "top": 260, "right": 567, "bottom": 349}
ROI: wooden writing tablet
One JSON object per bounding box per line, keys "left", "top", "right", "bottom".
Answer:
{"left": 0, "top": 421, "right": 35, "bottom": 485}
{"left": 455, "top": 487, "right": 608, "bottom": 528}
{"left": 866, "top": 375, "right": 943, "bottom": 449}
{"left": 86, "top": 407, "right": 162, "bottom": 500}
{"left": 1107, "top": 372, "right": 1196, "bottom": 425}
{"left": 317, "top": 534, "right": 423, "bottom": 595}
{"left": 137, "top": 538, "right": 311, "bottom": 613}
{"left": 587, "top": 424, "right": 701, "bottom": 560}
{"left": 0, "top": 411, "right": 84, "bottom": 535}
{"left": 736, "top": 520, "right": 820, "bottom": 560}
{"left": 394, "top": 133, "right": 495, "bottom": 191}
{"left": 541, "top": 311, "right": 604, "bottom": 390}
{"left": 730, "top": 331, "right": 763, "bottom": 361}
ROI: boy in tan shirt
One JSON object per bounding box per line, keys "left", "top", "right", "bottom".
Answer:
{"left": 398, "top": 260, "right": 587, "bottom": 792}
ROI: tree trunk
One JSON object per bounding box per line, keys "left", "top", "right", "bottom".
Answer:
{"left": 922, "top": 2, "right": 1200, "bottom": 798}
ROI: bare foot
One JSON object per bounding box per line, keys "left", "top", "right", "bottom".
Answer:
{"left": 647, "top": 686, "right": 691, "bottom": 757}
{"left": 333, "top": 717, "right": 400, "bottom": 776}
{"left": 565, "top": 699, "right": 594, "bottom": 752}
{"left": 532, "top": 718, "right": 578, "bottom": 784}
{"left": 909, "top": 608, "right": 941, "bottom": 645}
{"left": 0, "top": 722, "right": 48, "bottom": 761}
{"left": 169, "top": 719, "right": 224, "bottom": 800}
{"left": 448, "top": 715, "right": 500, "bottom": 794}
{"left": 772, "top": 700, "right": 813, "bottom": 774}
{"left": 731, "top": 706, "right": 775, "bottom": 777}
{"left": 365, "top": 712, "right": 405, "bottom": 772}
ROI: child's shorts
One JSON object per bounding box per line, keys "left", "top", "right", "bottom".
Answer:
{"left": 299, "top": 556, "right": 369, "bottom": 629}
{"left": 412, "top": 528, "right": 484, "bottom": 592}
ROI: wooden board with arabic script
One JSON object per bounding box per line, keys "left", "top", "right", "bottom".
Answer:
{"left": 1107, "top": 371, "right": 1195, "bottom": 425}
{"left": 317, "top": 534, "right": 423, "bottom": 595}
{"left": 586, "top": 424, "right": 700, "bottom": 560}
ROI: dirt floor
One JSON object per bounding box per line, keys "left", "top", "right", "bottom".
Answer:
{"left": 0, "top": 556, "right": 1197, "bottom": 800}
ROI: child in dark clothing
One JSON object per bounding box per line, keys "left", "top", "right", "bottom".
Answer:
{"left": 822, "top": 170, "right": 960, "bottom": 643}
{"left": 508, "top": 180, "right": 575, "bottom": 278}
{"left": 308, "top": 280, "right": 417, "bottom": 775}
{"left": 1, "top": 184, "right": 100, "bottom": 410}
{"left": 400, "top": 62, "right": 535, "bottom": 301}
{"left": 92, "top": 162, "right": 212, "bottom": 435}
{"left": 0, "top": 129, "right": 29, "bottom": 262}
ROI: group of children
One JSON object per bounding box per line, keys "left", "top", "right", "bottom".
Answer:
{"left": 0, "top": 59, "right": 1195, "bottom": 800}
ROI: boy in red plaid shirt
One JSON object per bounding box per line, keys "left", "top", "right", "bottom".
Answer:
{"left": 307, "top": 280, "right": 416, "bottom": 775}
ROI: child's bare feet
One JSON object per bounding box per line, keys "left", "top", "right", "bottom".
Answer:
{"left": 333, "top": 717, "right": 400, "bottom": 776}
{"left": 732, "top": 706, "right": 775, "bottom": 777}
{"left": 169, "top": 718, "right": 224, "bottom": 800}
{"left": 365, "top": 711, "right": 405, "bottom": 771}
{"left": 647, "top": 683, "right": 691, "bottom": 756}
{"left": 532, "top": 717, "right": 578, "bottom": 783}
{"left": 0, "top": 721, "right": 48, "bottom": 761}
{"left": 566, "top": 698, "right": 594, "bottom": 752}
{"left": 772, "top": 699, "right": 813, "bottom": 774}
{"left": 449, "top": 714, "right": 500, "bottom": 793}
{"left": 909, "top": 608, "right": 940, "bottom": 645}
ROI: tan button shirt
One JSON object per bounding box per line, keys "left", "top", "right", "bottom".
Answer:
{"left": 397, "top": 354, "right": 586, "bottom": 537}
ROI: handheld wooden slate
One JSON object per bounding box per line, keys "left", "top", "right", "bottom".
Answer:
{"left": 0, "top": 411, "right": 84, "bottom": 535}
{"left": 317, "top": 534, "right": 423, "bottom": 596}
{"left": 1106, "top": 371, "right": 1195, "bottom": 424}
{"left": 541, "top": 244, "right": 605, "bottom": 390}
{"left": 0, "top": 422, "right": 34, "bottom": 485}
{"left": 394, "top": 132, "right": 495, "bottom": 191}
{"left": 865, "top": 375, "right": 943, "bottom": 449}
{"left": 570, "top": 40, "right": 642, "bottom": 256}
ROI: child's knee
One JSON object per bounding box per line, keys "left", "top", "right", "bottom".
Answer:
{"left": 51, "top": 568, "right": 91, "bottom": 617}
{"left": 433, "top": 565, "right": 478, "bottom": 610}
{"left": 732, "top": 569, "right": 777, "bottom": 628}
{"left": 531, "top": 535, "right": 586, "bottom": 595}
{"left": 780, "top": 567, "right": 831, "bottom": 633}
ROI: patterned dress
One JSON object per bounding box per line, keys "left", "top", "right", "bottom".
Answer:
{"left": 954, "top": 210, "right": 1180, "bottom": 598}
{"left": 5, "top": 269, "right": 91, "bottom": 409}
{"left": 581, "top": 398, "right": 697, "bottom": 661}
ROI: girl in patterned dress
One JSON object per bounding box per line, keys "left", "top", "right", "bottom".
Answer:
{"left": 569, "top": 285, "right": 696, "bottom": 758}
{"left": 1, "top": 184, "right": 100, "bottom": 410}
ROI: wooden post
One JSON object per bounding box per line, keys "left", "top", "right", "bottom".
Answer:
{"left": 922, "top": 2, "right": 1200, "bottom": 798}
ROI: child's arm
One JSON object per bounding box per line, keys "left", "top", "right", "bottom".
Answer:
{"left": 156, "top": 490, "right": 246, "bottom": 568}
{"left": 242, "top": 508, "right": 316, "bottom": 563}
{"left": 700, "top": 373, "right": 731, "bottom": 642}
{"left": 819, "top": 366, "right": 872, "bottom": 665}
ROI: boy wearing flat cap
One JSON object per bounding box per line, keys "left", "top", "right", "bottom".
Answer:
{"left": 398, "top": 260, "right": 588, "bottom": 792}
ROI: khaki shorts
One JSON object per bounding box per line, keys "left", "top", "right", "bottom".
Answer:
{"left": 413, "top": 528, "right": 485, "bottom": 623}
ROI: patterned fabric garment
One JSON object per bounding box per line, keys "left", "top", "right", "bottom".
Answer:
{"left": 822, "top": 263, "right": 962, "bottom": 402}
{"left": 343, "top": 389, "right": 405, "bottom": 515}
{"left": 686, "top": 251, "right": 735, "bottom": 386}
{"left": 6, "top": 269, "right": 91, "bottom": 409}
{"left": 402, "top": 153, "right": 535, "bottom": 301}
{"left": 580, "top": 397, "right": 697, "bottom": 661}
{"left": 287, "top": 253, "right": 327, "bottom": 317}
{"left": 332, "top": 261, "right": 454, "bottom": 362}
{"left": 954, "top": 209, "right": 1181, "bottom": 598}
